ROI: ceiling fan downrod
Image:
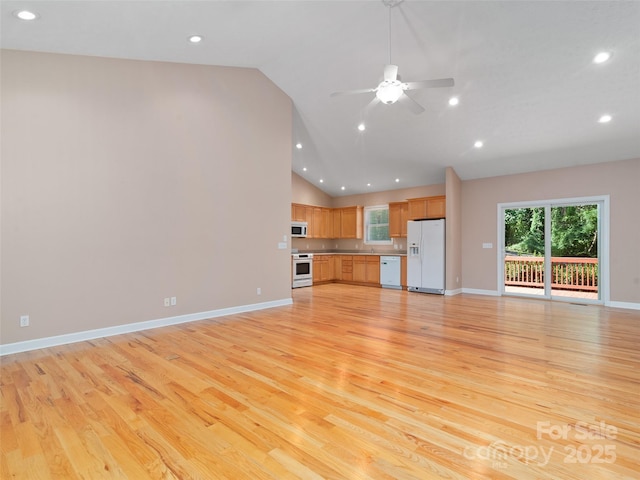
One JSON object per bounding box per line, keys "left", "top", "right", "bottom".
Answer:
{"left": 382, "top": 0, "right": 404, "bottom": 65}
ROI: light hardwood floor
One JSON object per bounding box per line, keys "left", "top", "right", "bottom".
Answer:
{"left": 1, "top": 284, "right": 639, "bottom": 479}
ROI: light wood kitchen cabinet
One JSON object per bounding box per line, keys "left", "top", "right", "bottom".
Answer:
{"left": 366, "top": 256, "right": 380, "bottom": 284}
{"left": 322, "top": 208, "right": 333, "bottom": 239}
{"left": 291, "top": 203, "right": 307, "bottom": 222}
{"left": 334, "top": 256, "right": 342, "bottom": 281}
{"left": 353, "top": 256, "right": 367, "bottom": 283}
{"left": 313, "top": 255, "right": 334, "bottom": 283}
{"left": 326, "top": 255, "right": 335, "bottom": 281}
{"left": 313, "top": 207, "right": 323, "bottom": 238}
{"left": 338, "top": 206, "right": 363, "bottom": 239}
{"left": 401, "top": 256, "right": 407, "bottom": 287}
{"left": 352, "top": 255, "right": 380, "bottom": 285}
{"left": 407, "top": 196, "right": 446, "bottom": 220}
{"left": 340, "top": 256, "right": 353, "bottom": 281}
{"left": 290, "top": 203, "right": 362, "bottom": 239}
{"left": 304, "top": 206, "right": 315, "bottom": 237}
{"left": 389, "top": 201, "right": 408, "bottom": 237}
{"left": 332, "top": 209, "right": 341, "bottom": 239}
{"left": 427, "top": 195, "right": 446, "bottom": 219}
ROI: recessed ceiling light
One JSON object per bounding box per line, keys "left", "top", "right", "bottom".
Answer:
{"left": 598, "top": 114, "right": 612, "bottom": 123}
{"left": 448, "top": 97, "right": 459, "bottom": 106}
{"left": 188, "top": 35, "right": 203, "bottom": 44}
{"left": 341, "top": 186, "right": 346, "bottom": 191}
{"left": 295, "top": 143, "right": 302, "bottom": 149}
{"left": 319, "top": 179, "right": 324, "bottom": 183}
{"left": 367, "top": 183, "right": 371, "bottom": 187}
{"left": 302, "top": 167, "right": 307, "bottom": 172}
{"left": 357, "top": 123, "right": 366, "bottom": 132}
{"left": 474, "top": 140, "right": 484, "bottom": 148}
{"left": 14, "top": 10, "right": 38, "bottom": 20}
{"left": 593, "top": 52, "right": 611, "bottom": 64}
{"left": 395, "top": 178, "right": 400, "bottom": 183}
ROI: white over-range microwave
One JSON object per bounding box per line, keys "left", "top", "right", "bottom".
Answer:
{"left": 291, "top": 221, "right": 308, "bottom": 238}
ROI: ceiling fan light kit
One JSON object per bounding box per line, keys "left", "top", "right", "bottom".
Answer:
{"left": 375, "top": 81, "right": 404, "bottom": 104}
{"left": 331, "top": 0, "right": 454, "bottom": 114}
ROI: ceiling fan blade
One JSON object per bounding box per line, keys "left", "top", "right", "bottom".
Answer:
{"left": 383, "top": 64, "right": 399, "bottom": 82}
{"left": 398, "top": 93, "right": 425, "bottom": 115}
{"left": 363, "top": 97, "right": 381, "bottom": 118}
{"left": 330, "top": 88, "right": 376, "bottom": 97}
{"left": 404, "top": 78, "right": 455, "bottom": 90}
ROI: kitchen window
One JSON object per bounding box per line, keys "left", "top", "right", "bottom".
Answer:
{"left": 364, "top": 205, "right": 392, "bottom": 245}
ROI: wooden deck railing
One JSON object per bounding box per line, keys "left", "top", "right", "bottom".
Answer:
{"left": 504, "top": 256, "right": 598, "bottom": 292}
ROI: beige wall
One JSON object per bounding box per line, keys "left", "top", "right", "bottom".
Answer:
{"left": 445, "top": 167, "right": 462, "bottom": 292}
{"left": 291, "top": 172, "right": 332, "bottom": 207}
{"left": 1, "top": 50, "right": 293, "bottom": 346}
{"left": 461, "top": 158, "right": 640, "bottom": 303}
{"left": 330, "top": 184, "right": 445, "bottom": 209}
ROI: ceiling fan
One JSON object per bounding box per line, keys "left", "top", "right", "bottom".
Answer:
{"left": 330, "top": 0, "right": 454, "bottom": 115}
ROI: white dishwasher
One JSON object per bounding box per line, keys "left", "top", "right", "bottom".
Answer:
{"left": 380, "top": 256, "right": 401, "bottom": 289}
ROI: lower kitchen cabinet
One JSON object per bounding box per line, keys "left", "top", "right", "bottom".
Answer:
{"left": 309, "top": 254, "right": 398, "bottom": 288}
{"left": 401, "top": 256, "right": 407, "bottom": 287}
{"left": 340, "top": 256, "right": 353, "bottom": 282}
{"left": 366, "top": 256, "right": 380, "bottom": 284}
{"left": 313, "top": 255, "right": 334, "bottom": 283}
{"left": 351, "top": 255, "right": 380, "bottom": 285}
{"left": 353, "top": 256, "right": 366, "bottom": 282}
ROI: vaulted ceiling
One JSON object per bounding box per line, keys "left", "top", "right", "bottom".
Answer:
{"left": 3, "top": 0, "right": 640, "bottom": 196}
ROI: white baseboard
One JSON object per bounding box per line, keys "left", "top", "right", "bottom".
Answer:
{"left": 445, "top": 288, "right": 463, "bottom": 296}
{"left": 606, "top": 300, "right": 640, "bottom": 311}
{"left": 459, "top": 290, "right": 640, "bottom": 310}
{"left": 462, "top": 288, "right": 500, "bottom": 296}
{"left": 0, "top": 298, "right": 293, "bottom": 356}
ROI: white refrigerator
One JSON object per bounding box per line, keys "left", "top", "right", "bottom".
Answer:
{"left": 407, "top": 219, "right": 445, "bottom": 294}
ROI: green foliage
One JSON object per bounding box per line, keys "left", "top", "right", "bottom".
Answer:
{"left": 504, "top": 205, "right": 598, "bottom": 258}
{"left": 504, "top": 207, "right": 545, "bottom": 255}
{"left": 550, "top": 206, "right": 598, "bottom": 257}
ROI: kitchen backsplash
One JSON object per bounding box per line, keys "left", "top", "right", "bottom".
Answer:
{"left": 292, "top": 237, "right": 405, "bottom": 253}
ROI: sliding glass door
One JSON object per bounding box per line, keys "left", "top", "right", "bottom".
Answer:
{"left": 500, "top": 197, "right": 606, "bottom": 303}
{"left": 550, "top": 204, "right": 599, "bottom": 301}
{"left": 503, "top": 207, "right": 546, "bottom": 297}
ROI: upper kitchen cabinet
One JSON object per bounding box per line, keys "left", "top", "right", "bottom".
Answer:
{"left": 389, "top": 201, "right": 408, "bottom": 237}
{"left": 311, "top": 207, "right": 333, "bottom": 239}
{"left": 407, "top": 196, "right": 446, "bottom": 220}
{"left": 337, "top": 206, "right": 363, "bottom": 239}
{"left": 332, "top": 209, "right": 341, "bottom": 239}
{"left": 291, "top": 203, "right": 362, "bottom": 239}
{"left": 322, "top": 208, "right": 333, "bottom": 239}
{"left": 291, "top": 203, "right": 307, "bottom": 222}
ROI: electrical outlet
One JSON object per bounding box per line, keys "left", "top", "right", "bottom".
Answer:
{"left": 257, "top": 287, "right": 261, "bottom": 295}
{"left": 20, "top": 315, "right": 30, "bottom": 327}
{"left": 164, "top": 298, "right": 170, "bottom": 307}
{"left": 170, "top": 297, "right": 177, "bottom": 306}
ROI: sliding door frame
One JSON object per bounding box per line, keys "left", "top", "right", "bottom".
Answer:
{"left": 497, "top": 195, "right": 610, "bottom": 305}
